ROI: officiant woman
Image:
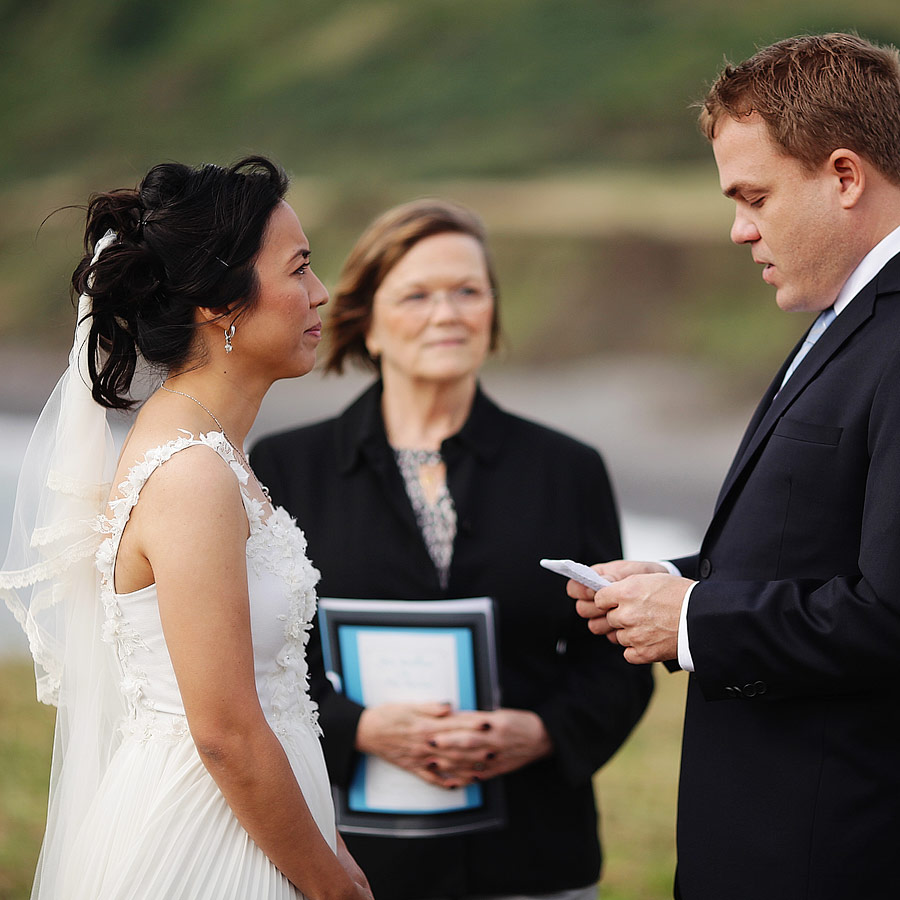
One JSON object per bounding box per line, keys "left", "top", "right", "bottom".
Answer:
{"left": 251, "top": 198, "right": 652, "bottom": 900}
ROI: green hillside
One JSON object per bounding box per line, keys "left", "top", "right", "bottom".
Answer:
{"left": 3, "top": 0, "right": 898, "bottom": 183}
{"left": 1, "top": 0, "right": 898, "bottom": 376}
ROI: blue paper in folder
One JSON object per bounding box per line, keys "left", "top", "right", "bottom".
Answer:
{"left": 339, "top": 624, "right": 481, "bottom": 814}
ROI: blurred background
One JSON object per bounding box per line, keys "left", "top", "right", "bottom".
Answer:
{"left": 1, "top": 1, "right": 897, "bottom": 897}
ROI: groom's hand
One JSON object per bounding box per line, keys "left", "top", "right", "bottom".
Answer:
{"left": 569, "top": 559, "right": 668, "bottom": 635}
{"left": 595, "top": 573, "right": 693, "bottom": 665}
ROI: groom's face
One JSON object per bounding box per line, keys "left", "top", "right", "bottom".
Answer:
{"left": 712, "top": 114, "right": 853, "bottom": 313}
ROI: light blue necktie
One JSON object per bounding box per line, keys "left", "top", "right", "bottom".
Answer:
{"left": 779, "top": 307, "right": 837, "bottom": 390}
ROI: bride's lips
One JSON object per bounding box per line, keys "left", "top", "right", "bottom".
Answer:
{"left": 305, "top": 322, "right": 322, "bottom": 338}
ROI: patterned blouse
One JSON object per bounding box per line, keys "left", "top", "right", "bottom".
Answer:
{"left": 393, "top": 448, "right": 457, "bottom": 589}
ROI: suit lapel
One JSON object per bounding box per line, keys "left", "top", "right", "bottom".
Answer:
{"left": 712, "top": 280, "right": 878, "bottom": 516}
{"left": 716, "top": 337, "right": 802, "bottom": 502}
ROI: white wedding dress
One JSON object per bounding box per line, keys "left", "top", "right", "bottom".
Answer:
{"left": 58, "top": 431, "right": 335, "bottom": 899}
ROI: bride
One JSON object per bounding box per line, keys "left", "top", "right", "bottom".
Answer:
{"left": 0, "top": 157, "right": 372, "bottom": 900}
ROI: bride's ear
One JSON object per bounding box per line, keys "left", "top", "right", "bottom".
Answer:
{"left": 193, "top": 305, "right": 239, "bottom": 356}
{"left": 195, "top": 304, "right": 240, "bottom": 334}
{"left": 195, "top": 305, "right": 229, "bottom": 325}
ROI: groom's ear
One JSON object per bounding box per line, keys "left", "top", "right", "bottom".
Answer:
{"left": 828, "top": 149, "right": 865, "bottom": 209}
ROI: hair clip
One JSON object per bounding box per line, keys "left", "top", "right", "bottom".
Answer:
{"left": 215, "top": 257, "right": 230, "bottom": 268}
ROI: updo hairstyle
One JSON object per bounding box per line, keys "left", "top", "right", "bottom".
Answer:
{"left": 324, "top": 198, "right": 501, "bottom": 374}
{"left": 72, "top": 155, "right": 289, "bottom": 409}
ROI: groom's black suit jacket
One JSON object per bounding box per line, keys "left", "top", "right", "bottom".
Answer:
{"left": 671, "top": 250, "right": 900, "bottom": 900}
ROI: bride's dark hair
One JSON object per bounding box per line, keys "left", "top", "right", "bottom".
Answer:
{"left": 72, "top": 155, "right": 289, "bottom": 410}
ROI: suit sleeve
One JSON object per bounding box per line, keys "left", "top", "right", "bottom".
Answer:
{"left": 671, "top": 554, "right": 700, "bottom": 579}
{"left": 688, "top": 339, "right": 900, "bottom": 702}
{"left": 533, "top": 450, "right": 654, "bottom": 785}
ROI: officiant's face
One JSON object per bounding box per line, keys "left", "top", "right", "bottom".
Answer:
{"left": 366, "top": 232, "right": 495, "bottom": 388}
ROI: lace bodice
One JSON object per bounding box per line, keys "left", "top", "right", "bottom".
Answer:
{"left": 95, "top": 431, "right": 322, "bottom": 741}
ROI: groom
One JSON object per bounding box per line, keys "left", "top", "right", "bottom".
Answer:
{"left": 571, "top": 33, "right": 900, "bottom": 900}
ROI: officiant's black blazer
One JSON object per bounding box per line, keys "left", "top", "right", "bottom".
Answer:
{"left": 251, "top": 384, "right": 652, "bottom": 900}
{"left": 671, "top": 250, "right": 900, "bottom": 900}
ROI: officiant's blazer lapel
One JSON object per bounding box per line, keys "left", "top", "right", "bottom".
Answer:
{"left": 334, "top": 383, "right": 424, "bottom": 543}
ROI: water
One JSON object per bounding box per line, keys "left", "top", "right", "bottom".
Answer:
{"left": 0, "top": 439, "right": 700, "bottom": 661}
{"left": 1, "top": 360, "right": 736, "bottom": 659}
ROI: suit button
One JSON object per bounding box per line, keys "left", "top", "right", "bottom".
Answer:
{"left": 754, "top": 680, "right": 767, "bottom": 695}
{"left": 725, "top": 686, "right": 740, "bottom": 699}
{"left": 742, "top": 682, "right": 761, "bottom": 698}
{"left": 699, "top": 558, "right": 712, "bottom": 578}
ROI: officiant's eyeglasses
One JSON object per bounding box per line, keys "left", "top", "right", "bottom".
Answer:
{"left": 382, "top": 285, "right": 494, "bottom": 317}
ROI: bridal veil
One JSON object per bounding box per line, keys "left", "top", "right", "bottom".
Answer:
{"left": 0, "top": 230, "right": 124, "bottom": 897}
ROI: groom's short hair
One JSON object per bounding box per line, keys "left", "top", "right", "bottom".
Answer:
{"left": 698, "top": 33, "right": 900, "bottom": 184}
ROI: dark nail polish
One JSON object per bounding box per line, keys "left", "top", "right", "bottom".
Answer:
{"left": 480, "top": 722, "right": 492, "bottom": 731}
{"left": 486, "top": 752, "right": 496, "bottom": 760}
{"left": 428, "top": 739, "right": 437, "bottom": 748}
{"left": 427, "top": 762, "right": 438, "bottom": 771}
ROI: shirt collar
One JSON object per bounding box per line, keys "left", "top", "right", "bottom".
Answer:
{"left": 335, "top": 381, "right": 389, "bottom": 474}
{"left": 444, "top": 385, "right": 504, "bottom": 463}
{"left": 336, "top": 380, "right": 504, "bottom": 473}
{"left": 833, "top": 222, "right": 900, "bottom": 315}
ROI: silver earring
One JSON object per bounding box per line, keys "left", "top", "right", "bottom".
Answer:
{"left": 224, "top": 323, "right": 235, "bottom": 354}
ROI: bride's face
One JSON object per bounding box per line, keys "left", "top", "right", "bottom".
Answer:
{"left": 239, "top": 201, "right": 329, "bottom": 380}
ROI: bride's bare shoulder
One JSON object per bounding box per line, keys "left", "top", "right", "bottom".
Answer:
{"left": 115, "top": 393, "right": 220, "bottom": 474}
{"left": 112, "top": 423, "right": 237, "bottom": 508}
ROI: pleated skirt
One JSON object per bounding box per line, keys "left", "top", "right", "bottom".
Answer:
{"left": 56, "top": 722, "right": 336, "bottom": 899}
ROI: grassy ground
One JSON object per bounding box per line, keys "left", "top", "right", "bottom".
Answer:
{"left": 0, "top": 661, "right": 55, "bottom": 900}
{"left": 0, "top": 657, "right": 683, "bottom": 900}
{"left": 595, "top": 666, "right": 685, "bottom": 900}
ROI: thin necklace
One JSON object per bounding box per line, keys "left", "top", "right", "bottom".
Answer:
{"left": 160, "top": 384, "right": 272, "bottom": 504}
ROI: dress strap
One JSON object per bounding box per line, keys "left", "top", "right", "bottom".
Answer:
{"left": 98, "top": 431, "right": 264, "bottom": 590}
